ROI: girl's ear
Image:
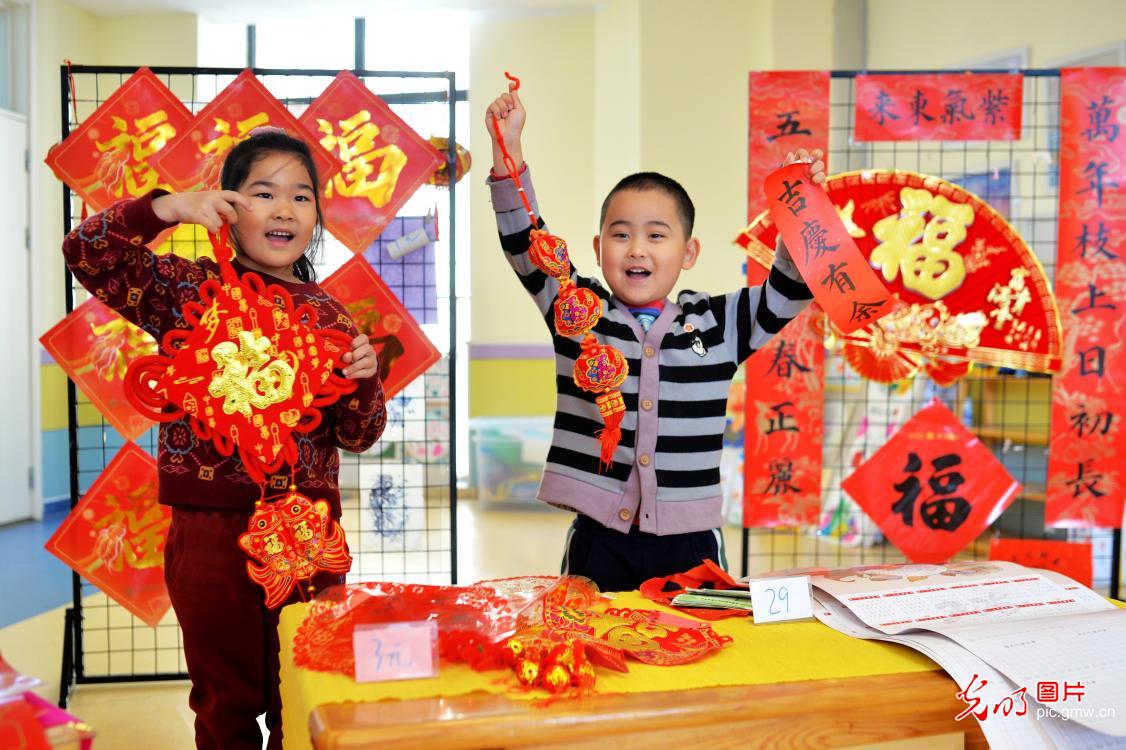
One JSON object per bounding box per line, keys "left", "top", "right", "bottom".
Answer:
{"left": 593, "top": 234, "right": 601, "bottom": 266}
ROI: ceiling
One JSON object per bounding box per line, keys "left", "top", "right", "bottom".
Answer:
{"left": 64, "top": 0, "right": 601, "bottom": 22}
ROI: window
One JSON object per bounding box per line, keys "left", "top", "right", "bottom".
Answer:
{"left": 0, "top": 2, "right": 30, "bottom": 115}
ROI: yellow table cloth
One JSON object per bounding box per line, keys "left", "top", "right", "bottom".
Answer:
{"left": 279, "top": 591, "right": 940, "bottom": 750}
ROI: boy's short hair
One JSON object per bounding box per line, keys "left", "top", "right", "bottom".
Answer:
{"left": 599, "top": 172, "right": 695, "bottom": 238}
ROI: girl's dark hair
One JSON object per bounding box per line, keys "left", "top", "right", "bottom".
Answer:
{"left": 219, "top": 129, "right": 324, "bottom": 283}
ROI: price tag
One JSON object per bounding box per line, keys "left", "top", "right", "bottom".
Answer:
{"left": 749, "top": 575, "right": 814, "bottom": 624}
{"left": 352, "top": 620, "right": 439, "bottom": 683}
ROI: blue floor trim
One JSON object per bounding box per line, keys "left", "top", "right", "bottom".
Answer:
{"left": 43, "top": 497, "right": 70, "bottom": 514}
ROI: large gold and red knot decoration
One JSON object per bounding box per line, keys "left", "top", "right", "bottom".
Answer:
{"left": 123, "top": 225, "right": 357, "bottom": 484}
{"left": 238, "top": 486, "right": 351, "bottom": 609}
{"left": 122, "top": 225, "right": 356, "bottom": 607}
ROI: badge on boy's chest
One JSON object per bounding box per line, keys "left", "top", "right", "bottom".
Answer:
{"left": 691, "top": 335, "right": 707, "bottom": 357}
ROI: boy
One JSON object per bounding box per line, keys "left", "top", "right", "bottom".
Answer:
{"left": 485, "top": 85, "right": 824, "bottom": 592}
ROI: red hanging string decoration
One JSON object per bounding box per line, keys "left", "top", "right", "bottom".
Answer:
{"left": 490, "top": 73, "right": 629, "bottom": 469}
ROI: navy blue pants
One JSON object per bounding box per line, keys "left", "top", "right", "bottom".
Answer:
{"left": 561, "top": 514, "right": 727, "bottom": 592}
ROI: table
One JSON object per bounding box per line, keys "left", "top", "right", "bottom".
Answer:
{"left": 279, "top": 592, "right": 986, "bottom": 750}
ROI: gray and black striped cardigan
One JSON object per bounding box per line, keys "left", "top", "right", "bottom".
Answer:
{"left": 489, "top": 166, "right": 813, "bottom": 535}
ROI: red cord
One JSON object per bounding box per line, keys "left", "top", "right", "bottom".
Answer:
{"left": 489, "top": 71, "right": 538, "bottom": 226}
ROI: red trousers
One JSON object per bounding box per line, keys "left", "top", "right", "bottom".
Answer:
{"left": 164, "top": 507, "right": 345, "bottom": 750}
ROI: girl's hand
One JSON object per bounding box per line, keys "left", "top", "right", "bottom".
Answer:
{"left": 341, "top": 333, "right": 378, "bottom": 380}
{"left": 782, "top": 148, "right": 827, "bottom": 187}
{"left": 152, "top": 190, "right": 251, "bottom": 234}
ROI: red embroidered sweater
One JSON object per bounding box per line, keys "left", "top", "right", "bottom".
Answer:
{"left": 62, "top": 192, "right": 386, "bottom": 515}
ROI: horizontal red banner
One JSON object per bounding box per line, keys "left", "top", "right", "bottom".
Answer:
{"left": 855, "top": 73, "right": 1022, "bottom": 141}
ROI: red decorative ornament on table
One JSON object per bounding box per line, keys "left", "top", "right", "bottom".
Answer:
{"left": 292, "top": 576, "right": 734, "bottom": 696}
{"left": 123, "top": 225, "right": 356, "bottom": 605}
{"left": 491, "top": 73, "right": 629, "bottom": 468}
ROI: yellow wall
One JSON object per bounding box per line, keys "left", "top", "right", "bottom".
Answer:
{"left": 637, "top": 0, "right": 780, "bottom": 298}
{"left": 469, "top": 359, "right": 557, "bottom": 417}
{"left": 467, "top": 10, "right": 597, "bottom": 416}
{"left": 468, "top": 10, "right": 596, "bottom": 346}
{"left": 33, "top": 0, "right": 99, "bottom": 349}
{"left": 867, "top": 0, "right": 1126, "bottom": 67}
{"left": 93, "top": 13, "right": 199, "bottom": 67}
{"left": 592, "top": 0, "right": 642, "bottom": 212}
{"left": 467, "top": 0, "right": 841, "bottom": 416}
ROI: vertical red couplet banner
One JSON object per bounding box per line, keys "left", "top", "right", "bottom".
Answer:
{"left": 743, "top": 71, "right": 829, "bottom": 528}
{"left": 1046, "top": 68, "right": 1126, "bottom": 529}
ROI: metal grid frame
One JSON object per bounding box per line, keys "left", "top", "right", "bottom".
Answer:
{"left": 740, "top": 68, "right": 1122, "bottom": 599}
{"left": 57, "top": 63, "right": 461, "bottom": 703}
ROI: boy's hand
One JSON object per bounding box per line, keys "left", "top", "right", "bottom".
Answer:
{"left": 486, "top": 82, "right": 526, "bottom": 177}
{"left": 152, "top": 190, "right": 250, "bottom": 234}
{"left": 341, "top": 333, "right": 378, "bottom": 380}
{"left": 782, "top": 148, "right": 826, "bottom": 187}
{"left": 775, "top": 149, "right": 827, "bottom": 262}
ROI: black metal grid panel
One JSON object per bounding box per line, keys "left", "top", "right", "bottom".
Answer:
{"left": 740, "top": 70, "right": 1121, "bottom": 597}
{"left": 58, "top": 65, "right": 459, "bottom": 690}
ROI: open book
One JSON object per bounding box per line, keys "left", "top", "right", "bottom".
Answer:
{"left": 807, "top": 561, "right": 1126, "bottom": 748}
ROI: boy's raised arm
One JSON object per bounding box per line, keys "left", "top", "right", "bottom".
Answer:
{"left": 486, "top": 81, "right": 525, "bottom": 177}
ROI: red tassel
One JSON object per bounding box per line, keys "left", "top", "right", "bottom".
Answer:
{"left": 595, "top": 391, "right": 626, "bottom": 471}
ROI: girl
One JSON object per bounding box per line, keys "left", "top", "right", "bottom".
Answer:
{"left": 63, "top": 130, "right": 387, "bottom": 750}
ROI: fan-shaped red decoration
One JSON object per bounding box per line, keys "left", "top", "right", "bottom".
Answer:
{"left": 737, "top": 170, "right": 1063, "bottom": 382}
